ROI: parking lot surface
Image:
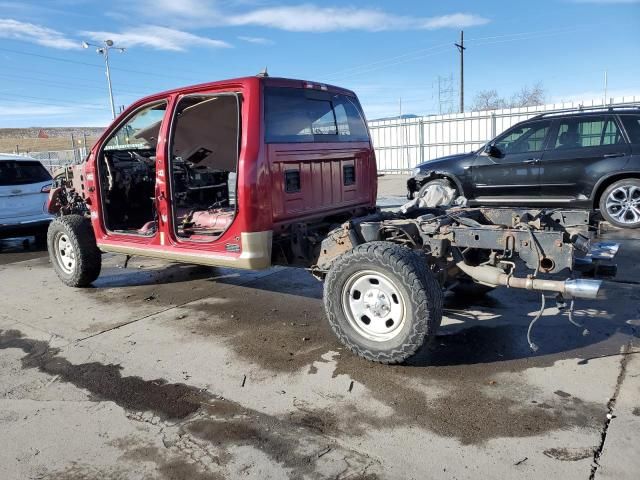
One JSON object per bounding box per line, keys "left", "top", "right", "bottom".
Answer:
{"left": 1, "top": 175, "right": 638, "bottom": 479}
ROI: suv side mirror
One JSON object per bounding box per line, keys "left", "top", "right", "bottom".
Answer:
{"left": 484, "top": 144, "right": 501, "bottom": 157}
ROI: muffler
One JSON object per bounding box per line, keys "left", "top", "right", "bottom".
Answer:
{"left": 455, "top": 261, "right": 604, "bottom": 300}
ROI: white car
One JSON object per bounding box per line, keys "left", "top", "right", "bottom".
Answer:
{"left": 0, "top": 154, "right": 53, "bottom": 243}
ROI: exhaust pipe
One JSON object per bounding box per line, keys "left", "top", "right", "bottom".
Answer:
{"left": 455, "top": 261, "right": 604, "bottom": 300}
{"left": 563, "top": 279, "right": 605, "bottom": 300}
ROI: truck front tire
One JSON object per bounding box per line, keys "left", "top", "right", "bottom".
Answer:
{"left": 323, "top": 242, "right": 443, "bottom": 364}
{"left": 47, "top": 215, "right": 102, "bottom": 287}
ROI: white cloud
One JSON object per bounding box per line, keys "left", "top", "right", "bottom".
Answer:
{"left": 0, "top": 18, "right": 78, "bottom": 49}
{"left": 418, "top": 13, "right": 491, "bottom": 29}
{"left": 238, "top": 35, "right": 273, "bottom": 45}
{"left": 80, "top": 26, "right": 231, "bottom": 51}
{"left": 132, "top": 1, "right": 489, "bottom": 32}
{"left": 227, "top": 6, "right": 489, "bottom": 32}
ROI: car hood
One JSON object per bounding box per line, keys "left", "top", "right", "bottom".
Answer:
{"left": 415, "top": 152, "right": 476, "bottom": 171}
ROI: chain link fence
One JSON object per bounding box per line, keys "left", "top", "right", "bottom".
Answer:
{"left": 25, "top": 148, "right": 88, "bottom": 173}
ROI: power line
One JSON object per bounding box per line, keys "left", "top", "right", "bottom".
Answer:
{"left": 0, "top": 47, "right": 201, "bottom": 82}
{"left": 323, "top": 26, "right": 589, "bottom": 81}
{"left": 0, "top": 93, "right": 109, "bottom": 110}
{"left": 323, "top": 41, "right": 452, "bottom": 79}
{"left": 325, "top": 46, "right": 452, "bottom": 81}
{"left": 0, "top": 72, "right": 149, "bottom": 97}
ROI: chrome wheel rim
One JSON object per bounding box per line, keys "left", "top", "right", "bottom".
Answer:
{"left": 605, "top": 185, "right": 640, "bottom": 225}
{"left": 55, "top": 233, "right": 76, "bottom": 274}
{"left": 341, "top": 270, "right": 406, "bottom": 342}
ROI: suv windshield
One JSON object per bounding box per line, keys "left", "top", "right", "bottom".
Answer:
{"left": 0, "top": 160, "right": 51, "bottom": 186}
{"left": 264, "top": 87, "right": 369, "bottom": 143}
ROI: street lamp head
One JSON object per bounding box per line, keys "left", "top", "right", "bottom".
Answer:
{"left": 81, "top": 41, "right": 89, "bottom": 49}
{"left": 105, "top": 39, "right": 114, "bottom": 47}
{"left": 96, "top": 48, "right": 104, "bottom": 55}
{"left": 118, "top": 48, "right": 126, "bottom": 53}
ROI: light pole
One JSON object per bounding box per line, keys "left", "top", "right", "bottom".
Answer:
{"left": 82, "top": 39, "right": 125, "bottom": 120}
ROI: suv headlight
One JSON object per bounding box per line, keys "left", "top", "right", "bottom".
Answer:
{"left": 412, "top": 167, "right": 421, "bottom": 177}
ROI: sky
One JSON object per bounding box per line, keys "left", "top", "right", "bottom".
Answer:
{"left": 0, "top": 0, "right": 639, "bottom": 127}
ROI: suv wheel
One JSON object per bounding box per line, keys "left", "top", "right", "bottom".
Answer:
{"left": 323, "top": 242, "right": 443, "bottom": 364}
{"left": 600, "top": 179, "right": 640, "bottom": 229}
{"left": 47, "top": 215, "right": 102, "bottom": 287}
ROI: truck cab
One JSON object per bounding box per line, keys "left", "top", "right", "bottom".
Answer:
{"left": 54, "top": 75, "right": 376, "bottom": 270}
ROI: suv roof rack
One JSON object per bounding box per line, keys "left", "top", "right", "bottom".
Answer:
{"left": 531, "top": 103, "right": 640, "bottom": 120}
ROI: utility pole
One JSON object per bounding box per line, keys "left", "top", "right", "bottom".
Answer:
{"left": 455, "top": 30, "right": 466, "bottom": 113}
{"left": 603, "top": 70, "right": 608, "bottom": 105}
{"left": 81, "top": 39, "right": 126, "bottom": 120}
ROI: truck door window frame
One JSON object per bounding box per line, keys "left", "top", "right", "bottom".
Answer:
{"left": 166, "top": 91, "right": 241, "bottom": 243}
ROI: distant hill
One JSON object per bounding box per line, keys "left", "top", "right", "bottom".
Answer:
{"left": 0, "top": 127, "right": 105, "bottom": 140}
{"left": 0, "top": 127, "right": 105, "bottom": 154}
{"left": 369, "top": 114, "right": 420, "bottom": 122}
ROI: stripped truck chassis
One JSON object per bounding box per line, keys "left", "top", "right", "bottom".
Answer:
{"left": 309, "top": 206, "right": 617, "bottom": 362}
{"left": 315, "top": 207, "right": 614, "bottom": 297}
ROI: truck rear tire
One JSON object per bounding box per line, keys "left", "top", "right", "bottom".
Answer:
{"left": 47, "top": 215, "right": 102, "bottom": 287}
{"left": 323, "top": 242, "right": 443, "bottom": 364}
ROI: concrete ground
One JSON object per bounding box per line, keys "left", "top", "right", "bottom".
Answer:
{"left": 1, "top": 175, "right": 639, "bottom": 480}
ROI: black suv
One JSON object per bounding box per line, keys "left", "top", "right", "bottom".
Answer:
{"left": 407, "top": 107, "right": 640, "bottom": 228}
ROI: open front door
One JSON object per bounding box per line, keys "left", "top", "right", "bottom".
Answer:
{"left": 95, "top": 100, "right": 168, "bottom": 241}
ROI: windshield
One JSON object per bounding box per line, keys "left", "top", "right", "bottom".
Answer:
{"left": 0, "top": 160, "right": 51, "bottom": 186}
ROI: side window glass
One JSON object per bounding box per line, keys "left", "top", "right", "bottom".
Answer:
{"left": 309, "top": 100, "right": 337, "bottom": 135}
{"left": 494, "top": 122, "right": 549, "bottom": 154}
{"left": 552, "top": 116, "right": 620, "bottom": 149}
{"left": 334, "top": 104, "right": 351, "bottom": 136}
{"left": 332, "top": 95, "right": 370, "bottom": 141}
{"left": 620, "top": 115, "right": 640, "bottom": 144}
{"left": 602, "top": 119, "right": 621, "bottom": 145}
{"left": 105, "top": 102, "right": 167, "bottom": 150}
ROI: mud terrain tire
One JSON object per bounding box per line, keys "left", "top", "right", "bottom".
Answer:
{"left": 48, "top": 215, "right": 101, "bottom": 287}
{"left": 323, "top": 242, "right": 443, "bottom": 364}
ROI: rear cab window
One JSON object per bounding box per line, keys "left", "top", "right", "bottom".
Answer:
{"left": 264, "top": 87, "right": 369, "bottom": 143}
{"left": 0, "top": 160, "right": 51, "bottom": 186}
